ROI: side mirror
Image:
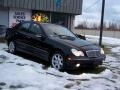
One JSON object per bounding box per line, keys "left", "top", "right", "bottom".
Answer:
{"left": 76, "top": 34, "right": 86, "bottom": 40}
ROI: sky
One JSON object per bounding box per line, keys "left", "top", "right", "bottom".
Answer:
{"left": 75, "top": 0, "right": 120, "bottom": 26}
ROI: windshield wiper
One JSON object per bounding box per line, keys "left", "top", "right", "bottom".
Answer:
{"left": 50, "top": 32, "right": 59, "bottom": 37}
{"left": 58, "top": 35, "right": 75, "bottom": 38}
{"left": 51, "top": 33, "right": 75, "bottom": 39}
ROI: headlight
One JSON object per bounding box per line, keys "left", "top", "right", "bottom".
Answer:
{"left": 101, "top": 48, "right": 105, "bottom": 54}
{"left": 71, "top": 49, "right": 84, "bottom": 56}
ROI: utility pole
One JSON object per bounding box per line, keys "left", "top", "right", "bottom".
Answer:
{"left": 99, "top": 0, "right": 105, "bottom": 46}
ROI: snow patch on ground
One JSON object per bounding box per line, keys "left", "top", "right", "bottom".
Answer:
{"left": 0, "top": 50, "right": 118, "bottom": 90}
{"left": 0, "top": 36, "right": 120, "bottom": 90}
{"left": 86, "top": 35, "right": 120, "bottom": 46}
{"left": 0, "top": 43, "right": 7, "bottom": 50}
{"left": 112, "top": 47, "right": 120, "bottom": 53}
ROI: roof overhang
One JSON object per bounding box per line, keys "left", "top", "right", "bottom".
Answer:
{"left": 1, "top": 0, "right": 83, "bottom": 15}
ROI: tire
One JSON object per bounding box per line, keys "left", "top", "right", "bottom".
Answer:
{"left": 51, "top": 51, "right": 64, "bottom": 70}
{"left": 8, "top": 41, "right": 16, "bottom": 54}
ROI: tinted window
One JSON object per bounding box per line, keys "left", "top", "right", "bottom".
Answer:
{"left": 29, "top": 23, "right": 41, "bottom": 35}
{"left": 19, "top": 23, "right": 30, "bottom": 32}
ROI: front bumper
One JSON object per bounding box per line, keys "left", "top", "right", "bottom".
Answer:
{"left": 65, "top": 55, "right": 106, "bottom": 69}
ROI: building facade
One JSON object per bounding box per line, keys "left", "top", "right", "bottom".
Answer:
{"left": 0, "top": 0, "right": 83, "bottom": 30}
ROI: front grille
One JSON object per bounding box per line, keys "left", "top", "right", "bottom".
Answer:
{"left": 86, "top": 50, "right": 101, "bottom": 58}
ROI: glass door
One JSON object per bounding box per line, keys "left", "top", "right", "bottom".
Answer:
{"left": 51, "top": 13, "right": 68, "bottom": 27}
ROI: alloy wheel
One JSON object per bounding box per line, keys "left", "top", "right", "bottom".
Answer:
{"left": 8, "top": 41, "right": 15, "bottom": 53}
{"left": 51, "top": 53, "right": 64, "bottom": 70}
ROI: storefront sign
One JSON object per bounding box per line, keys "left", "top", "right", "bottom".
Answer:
{"left": 9, "top": 8, "right": 31, "bottom": 27}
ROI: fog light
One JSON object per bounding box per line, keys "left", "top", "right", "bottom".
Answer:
{"left": 76, "top": 64, "right": 80, "bottom": 67}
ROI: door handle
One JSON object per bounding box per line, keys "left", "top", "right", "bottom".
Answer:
{"left": 26, "top": 36, "right": 31, "bottom": 39}
{"left": 15, "top": 32, "right": 18, "bottom": 35}
{"left": 36, "top": 35, "right": 42, "bottom": 38}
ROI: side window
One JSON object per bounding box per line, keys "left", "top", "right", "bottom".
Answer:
{"left": 29, "top": 23, "right": 42, "bottom": 35}
{"left": 19, "top": 23, "right": 30, "bottom": 32}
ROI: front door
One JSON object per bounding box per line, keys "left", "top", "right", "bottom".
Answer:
{"left": 28, "top": 22, "right": 49, "bottom": 60}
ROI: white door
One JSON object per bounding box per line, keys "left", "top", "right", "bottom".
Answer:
{"left": 0, "top": 8, "right": 9, "bottom": 27}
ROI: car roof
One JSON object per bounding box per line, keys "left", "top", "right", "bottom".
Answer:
{"left": 21, "top": 21, "right": 58, "bottom": 26}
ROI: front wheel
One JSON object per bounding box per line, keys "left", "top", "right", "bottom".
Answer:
{"left": 51, "top": 52, "right": 64, "bottom": 70}
{"left": 8, "top": 41, "right": 16, "bottom": 54}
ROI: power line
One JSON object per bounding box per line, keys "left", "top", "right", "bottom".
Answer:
{"left": 83, "top": 0, "right": 101, "bottom": 12}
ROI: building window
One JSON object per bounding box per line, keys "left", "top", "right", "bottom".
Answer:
{"left": 32, "top": 11, "right": 69, "bottom": 28}
{"left": 32, "top": 11, "right": 50, "bottom": 23}
{"left": 51, "top": 13, "right": 68, "bottom": 27}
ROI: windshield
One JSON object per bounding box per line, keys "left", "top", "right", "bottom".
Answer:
{"left": 41, "top": 23, "right": 76, "bottom": 38}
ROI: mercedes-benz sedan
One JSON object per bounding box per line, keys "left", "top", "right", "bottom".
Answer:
{"left": 6, "top": 21, "right": 106, "bottom": 70}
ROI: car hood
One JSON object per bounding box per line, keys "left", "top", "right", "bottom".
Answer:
{"left": 50, "top": 37, "right": 100, "bottom": 51}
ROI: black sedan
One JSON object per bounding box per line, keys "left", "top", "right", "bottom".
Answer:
{"left": 6, "top": 21, "right": 106, "bottom": 70}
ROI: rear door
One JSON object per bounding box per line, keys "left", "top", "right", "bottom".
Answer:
{"left": 15, "top": 22, "right": 31, "bottom": 52}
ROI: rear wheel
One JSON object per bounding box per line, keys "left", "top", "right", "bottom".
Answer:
{"left": 51, "top": 52, "right": 64, "bottom": 70}
{"left": 8, "top": 41, "right": 16, "bottom": 54}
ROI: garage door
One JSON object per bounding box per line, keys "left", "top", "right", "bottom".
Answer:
{"left": 0, "top": 8, "right": 9, "bottom": 27}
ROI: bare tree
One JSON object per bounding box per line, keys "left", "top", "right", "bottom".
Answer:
{"left": 75, "top": 21, "right": 120, "bottom": 31}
